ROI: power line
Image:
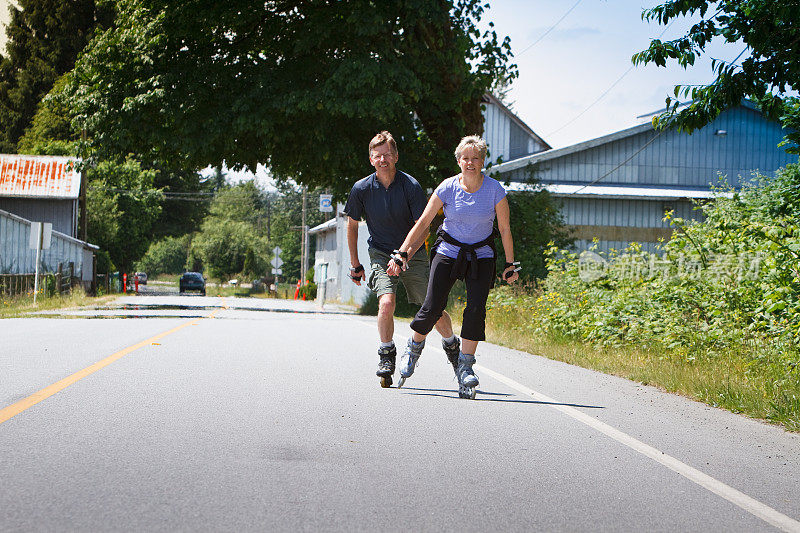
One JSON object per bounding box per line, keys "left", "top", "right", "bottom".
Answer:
{"left": 562, "top": 44, "right": 748, "bottom": 191}
{"left": 570, "top": 127, "right": 667, "bottom": 195}
{"left": 544, "top": 18, "right": 677, "bottom": 139}
{"left": 516, "top": 0, "right": 583, "bottom": 57}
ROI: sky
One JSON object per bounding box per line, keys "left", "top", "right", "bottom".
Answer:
{"left": 478, "top": 0, "right": 746, "bottom": 149}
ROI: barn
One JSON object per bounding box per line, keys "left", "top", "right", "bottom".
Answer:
{"left": 0, "top": 154, "right": 97, "bottom": 285}
{"left": 487, "top": 101, "right": 797, "bottom": 253}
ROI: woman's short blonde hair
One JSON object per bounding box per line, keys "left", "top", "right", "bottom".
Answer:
{"left": 454, "top": 135, "right": 488, "bottom": 161}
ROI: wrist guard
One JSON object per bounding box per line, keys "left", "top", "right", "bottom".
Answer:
{"left": 349, "top": 264, "right": 364, "bottom": 280}
{"left": 504, "top": 261, "right": 521, "bottom": 279}
{"left": 391, "top": 249, "right": 408, "bottom": 267}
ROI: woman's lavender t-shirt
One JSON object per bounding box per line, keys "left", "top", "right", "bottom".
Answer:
{"left": 434, "top": 175, "right": 507, "bottom": 259}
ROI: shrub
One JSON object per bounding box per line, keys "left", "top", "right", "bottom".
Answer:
{"left": 527, "top": 163, "right": 800, "bottom": 364}
{"left": 300, "top": 282, "right": 317, "bottom": 300}
{"left": 135, "top": 235, "right": 190, "bottom": 276}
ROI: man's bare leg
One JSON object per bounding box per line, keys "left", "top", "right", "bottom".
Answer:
{"left": 377, "top": 293, "right": 396, "bottom": 343}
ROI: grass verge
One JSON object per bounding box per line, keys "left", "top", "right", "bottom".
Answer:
{"left": 0, "top": 290, "right": 118, "bottom": 318}
{"left": 469, "top": 299, "right": 800, "bottom": 432}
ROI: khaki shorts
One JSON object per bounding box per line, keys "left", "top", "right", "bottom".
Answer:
{"left": 367, "top": 247, "right": 430, "bottom": 305}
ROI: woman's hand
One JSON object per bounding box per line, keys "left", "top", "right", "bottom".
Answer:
{"left": 502, "top": 262, "right": 520, "bottom": 284}
{"left": 387, "top": 250, "right": 408, "bottom": 276}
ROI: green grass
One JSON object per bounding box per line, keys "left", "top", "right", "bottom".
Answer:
{"left": 0, "top": 290, "right": 118, "bottom": 318}
{"left": 466, "top": 297, "right": 800, "bottom": 432}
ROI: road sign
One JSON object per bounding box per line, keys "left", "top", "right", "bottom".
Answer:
{"left": 271, "top": 246, "right": 283, "bottom": 270}
{"left": 319, "top": 194, "right": 333, "bottom": 213}
{"left": 272, "top": 268, "right": 282, "bottom": 275}
{"left": 29, "top": 222, "right": 52, "bottom": 250}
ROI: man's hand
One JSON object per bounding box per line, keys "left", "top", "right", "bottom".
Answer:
{"left": 387, "top": 261, "right": 401, "bottom": 276}
{"left": 350, "top": 264, "right": 365, "bottom": 285}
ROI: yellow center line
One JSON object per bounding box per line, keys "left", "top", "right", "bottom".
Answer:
{"left": 0, "top": 307, "right": 223, "bottom": 426}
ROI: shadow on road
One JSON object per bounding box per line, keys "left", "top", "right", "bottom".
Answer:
{"left": 400, "top": 387, "right": 605, "bottom": 408}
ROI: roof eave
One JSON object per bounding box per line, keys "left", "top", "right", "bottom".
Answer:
{"left": 486, "top": 122, "right": 655, "bottom": 176}
{"left": 483, "top": 92, "right": 552, "bottom": 151}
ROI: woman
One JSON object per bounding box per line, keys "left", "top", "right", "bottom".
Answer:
{"left": 387, "top": 135, "right": 519, "bottom": 399}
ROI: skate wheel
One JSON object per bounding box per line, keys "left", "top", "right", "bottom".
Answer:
{"left": 397, "top": 376, "right": 406, "bottom": 388}
{"left": 380, "top": 376, "right": 392, "bottom": 388}
{"left": 466, "top": 387, "right": 477, "bottom": 400}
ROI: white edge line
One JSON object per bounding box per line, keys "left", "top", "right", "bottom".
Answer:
{"left": 353, "top": 321, "right": 800, "bottom": 531}
{"left": 475, "top": 363, "right": 800, "bottom": 533}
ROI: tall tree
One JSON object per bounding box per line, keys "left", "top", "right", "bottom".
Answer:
{"left": 189, "top": 181, "right": 272, "bottom": 281}
{"left": 632, "top": 0, "right": 800, "bottom": 154}
{"left": 269, "top": 182, "right": 328, "bottom": 281}
{"left": 0, "top": 0, "right": 112, "bottom": 152}
{"left": 64, "top": 0, "right": 515, "bottom": 194}
{"left": 87, "top": 157, "right": 163, "bottom": 273}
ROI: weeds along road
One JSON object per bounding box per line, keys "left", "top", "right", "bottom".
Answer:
{"left": 1, "top": 295, "right": 799, "bottom": 532}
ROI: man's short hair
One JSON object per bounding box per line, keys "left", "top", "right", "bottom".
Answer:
{"left": 454, "top": 135, "right": 488, "bottom": 161}
{"left": 369, "top": 131, "right": 399, "bottom": 157}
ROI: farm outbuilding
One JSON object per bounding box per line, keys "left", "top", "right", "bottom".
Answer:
{"left": 487, "top": 101, "right": 797, "bottom": 253}
{"left": 311, "top": 99, "right": 795, "bottom": 305}
{"left": 0, "top": 154, "right": 97, "bottom": 284}
{"left": 0, "top": 154, "right": 82, "bottom": 237}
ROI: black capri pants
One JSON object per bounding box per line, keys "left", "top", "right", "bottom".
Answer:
{"left": 410, "top": 252, "right": 495, "bottom": 341}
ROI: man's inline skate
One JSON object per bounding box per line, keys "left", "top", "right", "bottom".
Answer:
{"left": 376, "top": 345, "right": 396, "bottom": 388}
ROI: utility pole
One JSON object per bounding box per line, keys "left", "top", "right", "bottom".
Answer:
{"left": 301, "top": 186, "right": 307, "bottom": 283}
{"left": 79, "top": 128, "right": 88, "bottom": 241}
{"left": 266, "top": 196, "right": 271, "bottom": 240}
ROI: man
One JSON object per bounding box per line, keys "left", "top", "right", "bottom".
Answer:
{"left": 344, "top": 131, "right": 459, "bottom": 388}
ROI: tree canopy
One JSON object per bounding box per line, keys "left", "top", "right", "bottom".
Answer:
{"left": 189, "top": 181, "right": 273, "bottom": 281}
{"left": 632, "top": 0, "right": 800, "bottom": 153}
{"left": 87, "top": 157, "right": 163, "bottom": 273}
{"left": 64, "top": 0, "right": 515, "bottom": 194}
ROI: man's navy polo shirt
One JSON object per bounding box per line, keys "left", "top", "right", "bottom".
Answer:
{"left": 344, "top": 170, "right": 427, "bottom": 255}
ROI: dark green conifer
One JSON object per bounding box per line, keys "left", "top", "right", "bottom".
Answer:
{"left": 0, "top": 0, "right": 111, "bottom": 152}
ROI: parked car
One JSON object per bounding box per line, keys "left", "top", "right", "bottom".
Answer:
{"left": 179, "top": 272, "right": 206, "bottom": 296}
{"left": 135, "top": 272, "right": 148, "bottom": 285}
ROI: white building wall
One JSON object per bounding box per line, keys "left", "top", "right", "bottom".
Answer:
{"left": 0, "top": 208, "right": 96, "bottom": 276}
{"left": 312, "top": 207, "right": 371, "bottom": 306}
{"left": 482, "top": 102, "right": 511, "bottom": 164}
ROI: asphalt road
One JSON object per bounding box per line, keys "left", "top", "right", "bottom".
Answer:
{"left": 1, "top": 295, "right": 799, "bottom": 532}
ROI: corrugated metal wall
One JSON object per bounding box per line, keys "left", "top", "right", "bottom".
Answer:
{"left": 483, "top": 102, "right": 511, "bottom": 164}
{"left": 496, "top": 105, "right": 795, "bottom": 254}
{"left": 558, "top": 197, "right": 697, "bottom": 227}
{"left": 0, "top": 197, "right": 76, "bottom": 236}
{"left": 483, "top": 102, "right": 548, "bottom": 165}
{"left": 0, "top": 209, "right": 90, "bottom": 275}
{"left": 313, "top": 215, "right": 371, "bottom": 306}
{"left": 503, "top": 107, "right": 795, "bottom": 188}
{"left": 558, "top": 197, "right": 701, "bottom": 253}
